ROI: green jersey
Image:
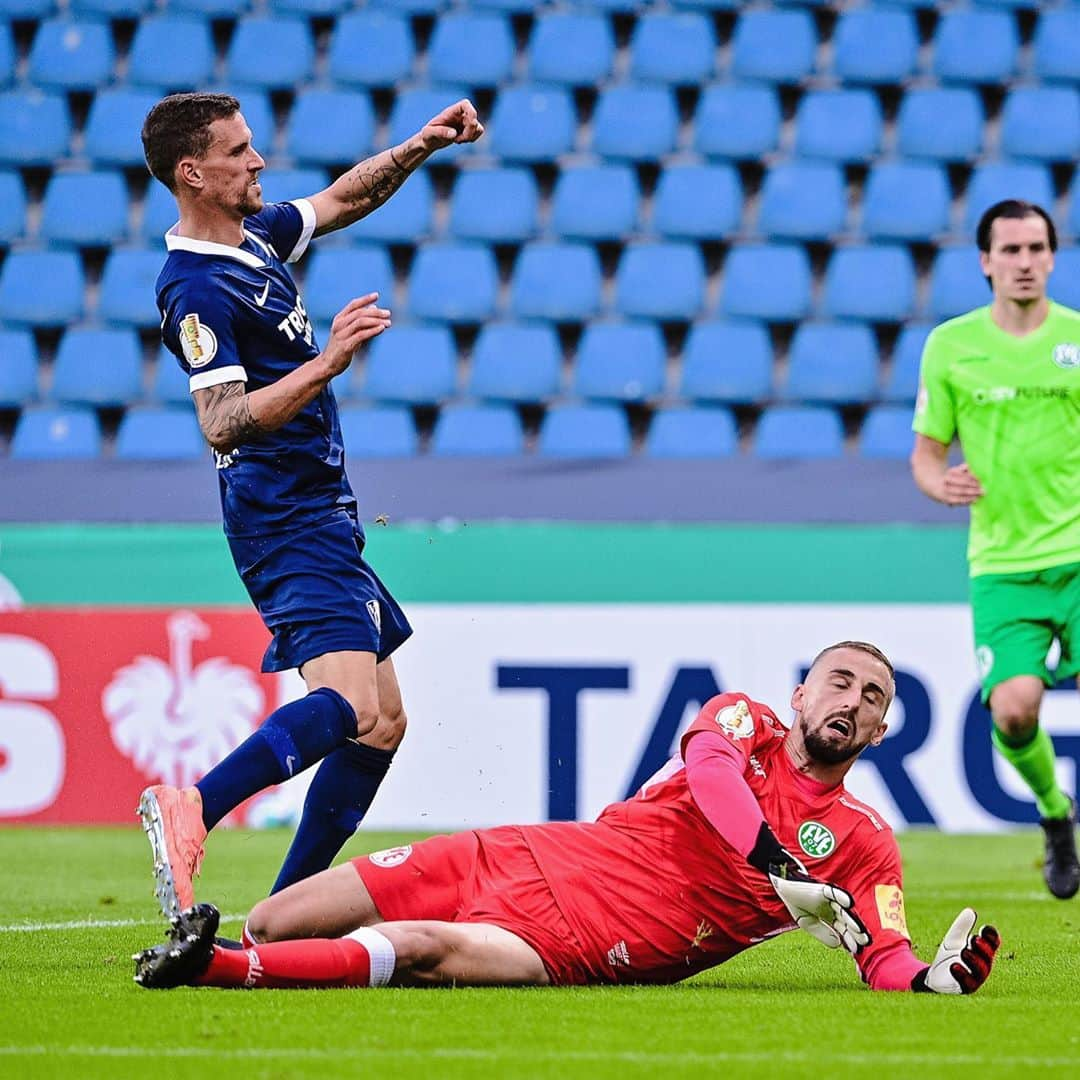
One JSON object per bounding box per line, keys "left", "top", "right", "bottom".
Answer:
{"left": 913, "top": 302, "right": 1080, "bottom": 576}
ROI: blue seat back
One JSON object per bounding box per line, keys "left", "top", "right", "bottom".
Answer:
{"left": 11, "top": 407, "right": 102, "bottom": 460}
{"left": 645, "top": 406, "right": 737, "bottom": 459}
{"left": 538, "top": 404, "right": 632, "bottom": 458}
{"left": 721, "top": 245, "right": 812, "bottom": 322}
{"left": 116, "top": 406, "right": 205, "bottom": 461}
{"left": 574, "top": 322, "right": 666, "bottom": 402}
{"left": 754, "top": 406, "right": 844, "bottom": 459}
{"left": 469, "top": 322, "right": 562, "bottom": 403}
{"left": 359, "top": 324, "right": 457, "bottom": 404}
{"left": 430, "top": 404, "right": 524, "bottom": 456}
{"left": 510, "top": 243, "right": 602, "bottom": 322}
{"left": 681, "top": 320, "right": 773, "bottom": 404}
{"left": 408, "top": 244, "right": 498, "bottom": 323}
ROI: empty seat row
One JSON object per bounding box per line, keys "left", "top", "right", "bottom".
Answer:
{"left": 11, "top": 9, "right": 1080, "bottom": 93}
{"left": 5, "top": 402, "right": 917, "bottom": 462}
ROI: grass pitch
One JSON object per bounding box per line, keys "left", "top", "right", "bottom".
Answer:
{"left": 1, "top": 826, "right": 1077, "bottom": 1080}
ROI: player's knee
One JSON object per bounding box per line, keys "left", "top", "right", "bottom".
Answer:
{"left": 245, "top": 898, "right": 277, "bottom": 944}
{"left": 990, "top": 686, "right": 1040, "bottom": 737}
{"left": 389, "top": 924, "right": 450, "bottom": 974}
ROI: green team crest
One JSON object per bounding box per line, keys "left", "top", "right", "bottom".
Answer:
{"left": 798, "top": 821, "right": 836, "bottom": 858}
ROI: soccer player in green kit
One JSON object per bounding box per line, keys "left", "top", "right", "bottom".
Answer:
{"left": 911, "top": 199, "right": 1080, "bottom": 899}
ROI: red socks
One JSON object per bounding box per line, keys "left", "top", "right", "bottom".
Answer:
{"left": 195, "top": 927, "right": 396, "bottom": 989}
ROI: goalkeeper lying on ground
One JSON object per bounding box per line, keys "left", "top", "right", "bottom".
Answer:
{"left": 135, "top": 641, "right": 999, "bottom": 995}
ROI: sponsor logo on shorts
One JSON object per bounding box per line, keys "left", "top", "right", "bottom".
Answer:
{"left": 366, "top": 599, "right": 382, "bottom": 634}
{"left": 715, "top": 700, "right": 754, "bottom": 740}
{"left": 1052, "top": 343, "right": 1080, "bottom": 369}
{"left": 874, "top": 884, "right": 911, "bottom": 940}
{"left": 179, "top": 313, "right": 218, "bottom": 369}
{"left": 975, "top": 645, "right": 994, "bottom": 681}
{"left": 606, "top": 940, "right": 631, "bottom": 967}
{"left": 369, "top": 844, "right": 412, "bottom": 868}
{"left": 797, "top": 821, "right": 836, "bottom": 858}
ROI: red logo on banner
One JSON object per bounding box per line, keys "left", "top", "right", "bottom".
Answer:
{"left": 0, "top": 609, "right": 277, "bottom": 823}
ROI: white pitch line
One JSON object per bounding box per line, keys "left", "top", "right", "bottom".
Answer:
{"left": 0, "top": 914, "right": 245, "bottom": 934}
{"left": 0, "top": 1046, "right": 1078, "bottom": 1067}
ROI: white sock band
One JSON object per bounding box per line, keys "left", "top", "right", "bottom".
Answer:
{"left": 345, "top": 926, "right": 396, "bottom": 987}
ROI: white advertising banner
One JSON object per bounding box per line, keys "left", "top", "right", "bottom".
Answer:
{"left": 256, "top": 604, "right": 1080, "bottom": 834}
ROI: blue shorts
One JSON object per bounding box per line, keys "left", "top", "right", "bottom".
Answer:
{"left": 228, "top": 512, "right": 413, "bottom": 673}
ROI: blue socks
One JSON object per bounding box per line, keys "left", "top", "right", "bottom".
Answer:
{"left": 270, "top": 740, "right": 395, "bottom": 894}
{"left": 196, "top": 687, "right": 357, "bottom": 832}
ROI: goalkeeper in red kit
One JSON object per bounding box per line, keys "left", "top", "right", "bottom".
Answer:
{"left": 134, "top": 641, "right": 999, "bottom": 995}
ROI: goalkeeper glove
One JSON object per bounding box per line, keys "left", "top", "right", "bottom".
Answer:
{"left": 911, "top": 908, "right": 1000, "bottom": 995}
{"left": 747, "top": 822, "right": 871, "bottom": 955}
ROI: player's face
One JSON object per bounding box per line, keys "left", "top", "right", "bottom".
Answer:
{"left": 791, "top": 648, "right": 892, "bottom": 766}
{"left": 192, "top": 113, "right": 266, "bottom": 217}
{"left": 979, "top": 215, "right": 1054, "bottom": 305}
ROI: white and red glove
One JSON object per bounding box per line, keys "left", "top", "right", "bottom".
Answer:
{"left": 912, "top": 909, "right": 1000, "bottom": 994}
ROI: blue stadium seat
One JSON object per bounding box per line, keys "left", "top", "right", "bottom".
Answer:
{"left": 328, "top": 12, "right": 414, "bottom": 88}
{"left": 645, "top": 407, "right": 737, "bottom": 459}
{"left": 538, "top": 404, "right": 632, "bottom": 459}
{"left": 753, "top": 406, "right": 844, "bottom": 460}
{"left": 0, "top": 329, "right": 38, "bottom": 406}
{"left": 783, "top": 323, "right": 879, "bottom": 404}
{"left": 52, "top": 329, "right": 143, "bottom": 407}
{"left": 28, "top": 18, "right": 114, "bottom": 91}
{"left": 359, "top": 325, "right": 457, "bottom": 404}
{"left": 448, "top": 168, "right": 539, "bottom": 244}
{"left": 166, "top": 0, "right": 255, "bottom": 14}
{"left": 928, "top": 247, "right": 988, "bottom": 321}
{"left": 822, "top": 246, "right": 917, "bottom": 322}
{"left": 0, "top": 25, "right": 13, "bottom": 88}
{"left": 408, "top": 244, "right": 499, "bottom": 323}
{"left": 267, "top": 0, "right": 354, "bottom": 15}
{"left": 550, "top": 165, "right": 639, "bottom": 242}
{"left": 1000, "top": 89, "right": 1080, "bottom": 162}
{"left": 731, "top": 10, "right": 816, "bottom": 83}
{"left": 693, "top": 85, "right": 781, "bottom": 160}
{"left": 255, "top": 168, "right": 328, "bottom": 206}
{"left": 669, "top": 0, "right": 742, "bottom": 7}
{"left": 153, "top": 349, "right": 193, "bottom": 405}
{"left": 286, "top": 90, "right": 375, "bottom": 166}
{"left": 389, "top": 86, "right": 475, "bottom": 165}
{"left": 11, "top": 407, "right": 102, "bottom": 461}
{"left": 652, "top": 164, "right": 741, "bottom": 241}
{"left": 428, "top": 13, "right": 514, "bottom": 87}
{"left": 431, "top": 404, "right": 524, "bottom": 457}
{"left": 721, "top": 245, "right": 812, "bottom": 322}
{"left": 574, "top": 322, "right": 666, "bottom": 402}
{"left": 142, "top": 183, "right": 177, "bottom": 243}
{"left": 366, "top": 0, "right": 448, "bottom": 11}
{"left": 0, "top": 170, "right": 27, "bottom": 245}
{"left": 338, "top": 405, "right": 418, "bottom": 459}
{"left": 884, "top": 324, "right": 933, "bottom": 404}
{"left": 1048, "top": 248, "right": 1080, "bottom": 311}
{"left": 98, "top": 250, "right": 163, "bottom": 327}
{"left": 758, "top": 163, "right": 846, "bottom": 241}
{"left": 592, "top": 85, "right": 678, "bottom": 161}
{"left": 128, "top": 16, "right": 214, "bottom": 91}
{"left": 225, "top": 17, "right": 315, "bottom": 90}
{"left": 964, "top": 164, "right": 1054, "bottom": 234}
{"left": 0, "top": 250, "right": 83, "bottom": 326}
{"left": 862, "top": 164, "right": 951, "bottom": 242}
{"left": 896, "top": 89, "right": 983, "bottom": 162}
{"left": 860, "top": 405, "right": 915, "bottom": 460}
{"left": 83, "top": 89, "right": 158, "bottom": 167}
{"left": 303, "top": 247, "right": 394, "bottom": 325}
{"left": 1033, "top": 10, "right": 1080, "bottom": 84}
{"left": 40, "top": 171, "right": 128, "bottom": 248}
{"left": 487, "top": 85, "right": 577, "bottom": 163}
{"left": 469, "top": 322, "right": 562, "bottom": 403}
{"left": 72, "top": 0, "right": 152, "bottom": 10}
{"left": 528, "top": 13, "right": 614, "bottom": 86}
{"left": 0, "top": 0, "right": 55, "bottom": 17}
{"left": 0, "top": 90, "right": 70, "bottom": 167}
{"left": 680, "top": 320, "right": 773, "bottom": 404}
{"left": 629, "top": 13, "right": 715, "bottom": 85}
{"left": 509, "top": 243, "right": 602, "bottom": 322}
{"left": 933, "top": 11, "right": 1018, "bottom": 85}
{"left": 615, "top": 243, "right": 706, "bottom": 321}
{"left": 832, "top": 9, "right": 917, "bottom": 85}
{"left": 116, "top": 407, "right": 205, "bottom": 461}
{"left": 465, "top": 0, "right": 534, "bottom": 10}
{"left": 349, "top": 171, "right": 434, "bottom": 245}
{"left": 794, "top": 91, "right": 882, "bottom": 163}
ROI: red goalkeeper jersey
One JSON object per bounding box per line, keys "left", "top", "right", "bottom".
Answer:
{"left": 518, "top": 693, "right": 914, "bottom": 986}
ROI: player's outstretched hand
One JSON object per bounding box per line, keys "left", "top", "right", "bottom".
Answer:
{"left": 769, "top": 866, "right": 871, "bottom": 955}
{"left": 419, "top": 99, "right": 484, "bottom": 152}
{"left": 321, "top": 293, "right": 391, "bottom": 375}
{"left": 912, "top": 908, "right": 1000, "bottom": 995}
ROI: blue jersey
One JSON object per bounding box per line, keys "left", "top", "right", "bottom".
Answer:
{"left": 156, "top": 199, "right": 358, "bottom": 538}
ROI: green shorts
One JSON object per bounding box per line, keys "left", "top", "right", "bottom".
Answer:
{"left": 970, "top": 559, "right": 1080, "bottom": 703}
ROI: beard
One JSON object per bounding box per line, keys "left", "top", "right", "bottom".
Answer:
{"left": 802, "top": 724, "right": 863, "bottom": 766}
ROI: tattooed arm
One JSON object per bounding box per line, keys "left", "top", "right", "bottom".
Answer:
{"left": 193, "top": 295, "right": 392, "bottom": 454}
{"left": 306, "top": 99, "right": 484, "bottom": 238}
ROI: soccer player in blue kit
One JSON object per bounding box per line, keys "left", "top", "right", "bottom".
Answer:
{"left": 136, "top": 92, "right": 484, "bottom": 918}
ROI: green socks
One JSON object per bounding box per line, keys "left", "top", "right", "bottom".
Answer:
{"left": 991, "top": 724, "right": 1072, "bottom": 820}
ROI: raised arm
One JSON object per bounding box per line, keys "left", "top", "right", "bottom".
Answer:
{"left": 306, "top": 100, "right": 484, "bottom": 238}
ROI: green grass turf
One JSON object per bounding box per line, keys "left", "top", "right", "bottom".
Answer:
{"left": 1, "top": 827, "right": 1077, "bottom": 1080}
